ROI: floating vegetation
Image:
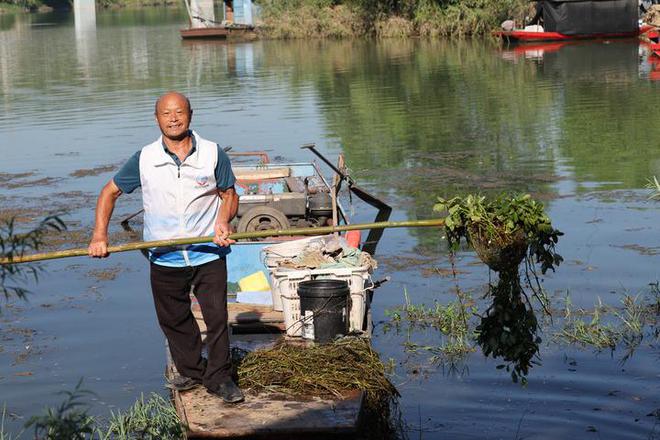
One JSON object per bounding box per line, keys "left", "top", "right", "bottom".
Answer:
{"left": 555, "top": 286, "right": 659, "bottom": 356}
{"left": 384, "top": 289, "right": 475, "bottom": 364}
{"left": 384, "top": 282, "right": 660, "bottom": 383}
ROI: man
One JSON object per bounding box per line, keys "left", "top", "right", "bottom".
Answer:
{"left": 88, "top": 91, "right": 243, "bottom": 403}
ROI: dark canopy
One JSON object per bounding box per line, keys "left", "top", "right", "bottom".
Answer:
{"left": 542, "top": 0, "right": 638, "bottom": 35}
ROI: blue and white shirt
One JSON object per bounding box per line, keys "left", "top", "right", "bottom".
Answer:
{"left": 114, "top": 130, "right": 236, "bottom": 267}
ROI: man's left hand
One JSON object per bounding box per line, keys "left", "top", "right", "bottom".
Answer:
{"left": 214, "top": 221, "right": 236, "bottom": 247}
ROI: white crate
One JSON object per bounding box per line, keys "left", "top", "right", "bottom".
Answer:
{"left": 273, "top": 270, "right": 313, "bottom": 337}
{"left": 272, "top": 266, "right": 371, "bottom": 337}
{"left": 262, "top": 236, "right": 333, "bottom": 312}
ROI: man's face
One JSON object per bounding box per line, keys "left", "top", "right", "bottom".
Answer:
{"left": 155, "top": 94, "right": 192, "bottom": 141}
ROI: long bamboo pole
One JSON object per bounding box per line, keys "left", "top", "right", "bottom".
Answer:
{"left": 0, "top": 219, "right": 445, "bottom": 265}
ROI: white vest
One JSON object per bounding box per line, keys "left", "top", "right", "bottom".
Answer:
{"left": 139, "top": 131, "right": 220, "bottom": 265}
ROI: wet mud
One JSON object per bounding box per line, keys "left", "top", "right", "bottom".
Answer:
{"left": 0, "top": 172, "right": 62, "bottom": 189}
{"left": 69, "top": 164, "right": 119, "bottom": 178}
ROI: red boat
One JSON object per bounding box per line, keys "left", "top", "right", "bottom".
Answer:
{"left": 495, "top": 24, "right": 653, "bottom": 42}
{"left": 648, "top": 29, "right": 660, "bottom": 43}
{"left": 651, "top": 42, "right": 660, "bottom": 57}
{"left": 496, "top": 0, "right": 651, "bottom": 43}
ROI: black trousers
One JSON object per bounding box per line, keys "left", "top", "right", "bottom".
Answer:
{"left": 150, "top": 258, "right": 231, "bottom": 389}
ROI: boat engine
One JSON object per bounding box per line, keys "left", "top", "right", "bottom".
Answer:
{"left": 236, "top": 189, "right": 334, "bottom": 236}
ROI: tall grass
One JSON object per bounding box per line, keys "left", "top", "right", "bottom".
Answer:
{"left": 0, "top": 383, "right": 184, "bottom": 440}
{"left": 102, "top": 394, "right": 185, "bottom": 440}
{"left": 257, "top": 0, "right": 530, "bottom": 38}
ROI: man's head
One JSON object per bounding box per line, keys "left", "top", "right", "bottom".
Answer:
{"left": 154, "top": 91, "right": 193, "bottom": 141}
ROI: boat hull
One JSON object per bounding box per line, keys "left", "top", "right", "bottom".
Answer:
{"left": 495, "top": 25, "right": 653, "bottom": 43}
{"left": 652, "top": 42, "right": 660, "bottom": 57}
{"left": 180, "top": 26, "right": 257, "bottom": 40}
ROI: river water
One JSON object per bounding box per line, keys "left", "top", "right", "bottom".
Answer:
{"left": 1, "top": 8, "right": 660, "bottom": 439}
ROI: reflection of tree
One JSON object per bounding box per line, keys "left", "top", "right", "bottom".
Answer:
{"left": 262, "top": 39, "right": 562, "bottom": 251}
{"left": 263, "top": 39, "right": 660, "bottom": 252}
{"left": 542, "top": 41, "right": 660, "bottom": 190}
{"left": 476, "top": 268, "right": 540, "bottom": 384}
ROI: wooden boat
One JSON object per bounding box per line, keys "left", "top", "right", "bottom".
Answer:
{"left": 495, "top": 24, "right": 653, "bottom": 43}
{"left": 496, "top": 0, "right": 652, "bottom": 43}
{"left": 179, "top": 0, "right": 257, "bottom": 40}
{"left": 167, "top": 308, "right": 365, "bottom": 438}
{"left": 179, "top": 24, "right": 257, "bottom": 40}
{"left": 159, "top": 151, "right": 384, "bottom": 438}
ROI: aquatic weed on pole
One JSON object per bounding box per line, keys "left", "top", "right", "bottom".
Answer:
{"left": 433, "top": 193, "right": 563, "bottom": 384}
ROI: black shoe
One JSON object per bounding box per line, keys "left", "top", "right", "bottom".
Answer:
{"left": 165, "top": 375, "right": 202, "bottom": 391}
{"left": 207, "top": 378, "right": 244, "bottom": 403}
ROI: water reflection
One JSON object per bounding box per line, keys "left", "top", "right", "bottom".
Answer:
{"left": 0, "top": 13, "right": 16, "bottom": 31}
{"left": 475, "top": 271, "right": 541, "bottom": 384}
{"left": 74, "top": 0, "right": 97, "bottom": 78}
{"left": 182, "top": 40, "right": 262, "bottom": 82}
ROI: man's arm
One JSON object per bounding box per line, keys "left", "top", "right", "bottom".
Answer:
{"left": 88, "top": 180, "right": 123, "bottom": 258}
{"left": 213, "top": 186, "right": 238, "bottom": 247}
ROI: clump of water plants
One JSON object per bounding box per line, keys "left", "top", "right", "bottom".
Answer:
{"left": 433, "top": 193, "right": 563, "bottom": 275}
{"left": 384, "top": 288, "right": 476, "bottom": 365}
{"left": 233, "top": 337, "right": 399, "bottom": 438}
{"left": 235, "top": 337, "right": 398, "bottom": 403}
{"left": 433, "top": 193, "right": 563, "bottom": 383}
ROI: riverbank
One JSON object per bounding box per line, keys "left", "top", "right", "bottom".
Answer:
{"left": 257, "top": 0, "right": 530, "bottom": 38}
{"left": 1, "top": 0, "right": 530, "bottom": 37}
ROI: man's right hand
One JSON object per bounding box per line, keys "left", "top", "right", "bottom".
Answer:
{"left": 88, "top": 237, "right": 110, "bottom": 258}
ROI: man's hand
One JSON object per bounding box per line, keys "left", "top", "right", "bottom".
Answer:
{"left": 88, "top": 235, "right": 110, "bottom": 258}
{"left": 214, "top": 221, "right": 236, "bottom": 247}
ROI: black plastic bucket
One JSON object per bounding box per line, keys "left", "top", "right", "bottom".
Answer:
{"left": 298, "top": 279, "right": 349, "bottom": 343}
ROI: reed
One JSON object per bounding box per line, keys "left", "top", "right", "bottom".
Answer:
{"left": 101, "top": 394, "right": 185, "bottom": 440}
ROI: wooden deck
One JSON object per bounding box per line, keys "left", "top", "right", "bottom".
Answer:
{"left": 170, "top": 382, "right": 363, "bottom": 439}
{"left": 167, "top": 302, "right": 364, "bottom": 438}
{"left": 193, "top": 301, "right": 286, "bottom": 332}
